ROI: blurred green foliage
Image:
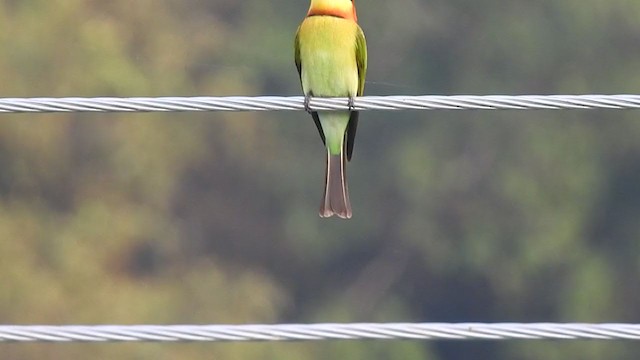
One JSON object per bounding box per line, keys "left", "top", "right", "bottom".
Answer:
{"left": 1, "top": 0, "right": 640, "bottom": 358}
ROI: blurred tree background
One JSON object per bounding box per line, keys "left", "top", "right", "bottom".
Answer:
{"left": 1, "top": 0, "right": 640, "bottom": 359}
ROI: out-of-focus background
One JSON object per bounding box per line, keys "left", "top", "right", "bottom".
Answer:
{"left": 2, "top": 0, "right": 640, "bottom": 359}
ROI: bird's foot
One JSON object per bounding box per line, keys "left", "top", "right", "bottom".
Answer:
{"left": 304, "top": 94, "right": 312, "bottom": 113}
{"left": 348, "top": 96, "right": 356, "bottom": 111}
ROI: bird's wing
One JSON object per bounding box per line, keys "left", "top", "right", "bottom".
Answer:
{"left": 294, "top": 26, "right": 302, "bottom": 81}
{"left": 346, "top": 26, "right": 367, "bottom": 161}
{"left": 295, "top": 25, "right": 326, "bottom": 146}
{"left": 355, "top": 26, "right": 367, "bottom": 96}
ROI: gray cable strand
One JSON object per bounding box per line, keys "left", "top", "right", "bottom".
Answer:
{"left": 1, "top": 95, "right": 640, "bottom": 113}
{"left": 1, "top": 323, "right": 640, "bottom": 342}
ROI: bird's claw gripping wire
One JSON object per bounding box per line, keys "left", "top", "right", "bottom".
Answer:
{"left": 304, "top": 94, "right": 312, "bottom": 113}
{"left": 348, "top": 97, "right": 356, "bottom": 111}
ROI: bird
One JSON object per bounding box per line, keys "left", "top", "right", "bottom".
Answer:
{"left": 294, "top": 0, "right": 367, "bottom": 219}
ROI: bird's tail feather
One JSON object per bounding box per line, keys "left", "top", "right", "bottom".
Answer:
{"left": 319, "top": 150, "right": 352, "bottom": 219}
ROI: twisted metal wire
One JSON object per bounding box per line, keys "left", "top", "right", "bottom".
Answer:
{"left": 1, "top": 95, "right": 640, "bottom": 113}
{"left": 1, "top": 323, "right": 640, "bottom": 342}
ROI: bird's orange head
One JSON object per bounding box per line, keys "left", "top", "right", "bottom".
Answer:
{"left": 307, "top": 0, "right": 358, "bottom": 22}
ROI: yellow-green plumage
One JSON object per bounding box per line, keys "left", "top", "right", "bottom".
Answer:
{"left": 295, "top": 0, "right": 367, "bottom": 219}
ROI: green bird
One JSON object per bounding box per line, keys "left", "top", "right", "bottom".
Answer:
{"left": 295, "top": 0, "right": 367, "bottom": 219}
